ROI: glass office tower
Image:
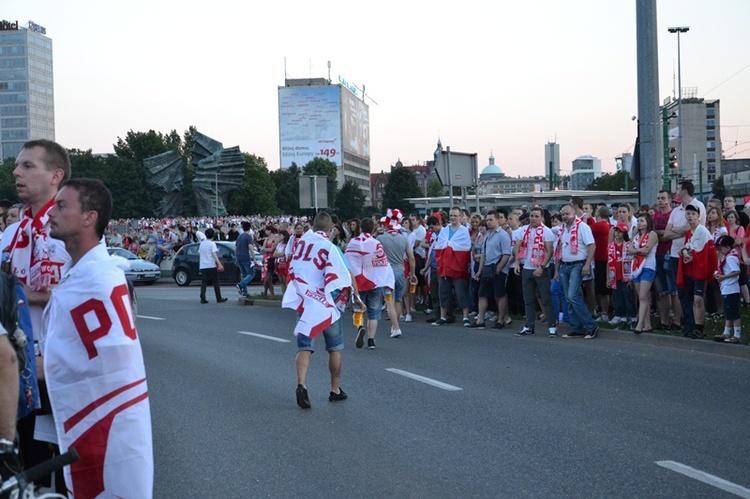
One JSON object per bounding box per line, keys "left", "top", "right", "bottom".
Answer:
{"left": 0, "top": 22, "right": 54, "bottom": 160}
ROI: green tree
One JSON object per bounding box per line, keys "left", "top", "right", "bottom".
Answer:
{"left": 333, "top": 180, "right": 366, "bottom": 220}
{"left": 382, "top": 167, "right": 422, "bottom": 213}
{"left": 303, "top": 157, "right": 338, "bottom": 207}
{"left": 226, "top": 153, "right": 278, "bottom": 215}
{"left": 0, "top": 157, "right": 18, "bottom": 203}
{"left": 426, "top": 178, "right": 446, "bottom": 197}
{"left": 711, "top": 176, "right": 725, "bottom": 200}
{"left": 113, "top": 130, "right": 171, "bottom": 162}
{"left": 587, "top": 171, "right": 629, "bottom": 191}
{"left": 270, "top": 164, "right": 300, "bottom": 215}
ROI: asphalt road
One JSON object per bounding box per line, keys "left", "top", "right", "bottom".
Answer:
{"left": 135, "top": 283, "right": 750, "bottom": 498}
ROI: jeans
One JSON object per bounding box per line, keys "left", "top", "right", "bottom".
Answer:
{"left": 237, "top": 261, "right": 255, "bottom": 295}
{"left": 612, "top": 281, "right": 636, "bottom": 319}
{"left": 550, "top": 276, "right": 569, "bottom": 323}
{"left": 558, "top": 262, "right": 596, "bottom": 333}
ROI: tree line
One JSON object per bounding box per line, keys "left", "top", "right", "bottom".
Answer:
{"left": 0, "top": 128, "right": 426, "bottom": 219}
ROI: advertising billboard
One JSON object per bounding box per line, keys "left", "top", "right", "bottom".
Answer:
{"left": 278, "top": 86, "right": 342, "bottom": 168}
{"left": 341, "top": 86, "right": 370, "bottom": 160}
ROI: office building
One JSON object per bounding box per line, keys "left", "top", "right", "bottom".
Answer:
{"left": 570, "top": 155, "right": 602, "bottom": 190}
{"left": 662, "top": 94, "right": 721, "bottom": 192}
{"left": 0, "top": 19, "right": 54, "bottom": 159}
{"left": 545, "top": 141, "right": 560, "bottom": 189}
{"left": 477, "top": 153, "right": 547, "bottom": 195}
{"left": 278, "top": 77, "right": 370, "bottom": 201}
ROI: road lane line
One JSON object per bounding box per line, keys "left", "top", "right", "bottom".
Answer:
{"left": 238, "top": 331, "right": 291, "bottom": 343}
{"left": 137, "top": 315, "right": 165, "bottom": 321}
{"left": 656, "top": 460, "right": 750, "bottom": 498}
{"left": 386, "top": 368, "right": 463, "bottom": 391}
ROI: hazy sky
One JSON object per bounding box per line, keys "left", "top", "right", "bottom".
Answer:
{"left": 5, "top": 0, "right": 750, "bottom": 178}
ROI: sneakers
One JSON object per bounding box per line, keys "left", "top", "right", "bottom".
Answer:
{"left": 466, "top": 322, "right": 486, "bottom": 329}
{"left": 390, "top": 329, "right": 402, "bottom": 338}
{"left": 515, "top": 327, "right": 534, "bottom": 336}
{"left": 367, "top": 338, "right": 376, "bottom": 349}
{"left": 355, "top": 327, "right": 366, "bottom": 348}
{"left": 296, "top": 384, "right": 311, "bottom": 409}
{"left": 584, "top": 324, "right": 599, "bottom": 339}
{"left": 505, "top": 316, "right": 513, "bottom": 325}
{"left": 469, "top": 311, "right": 478, "bottom": 317}
{"left": 432, "top": 318, "right": 448, "bottom": 326}
{"left": 600, "top": 314, "right": 610, "bottom": 323}
{"left": 236, "top": 284, "right": 244, "bottom": 296}
{"left": 329, "top": 388, "right": 348, "bottom": 402}
{"left": 404, "top": 314, "right": 413, "bottom": 322}
{"left": 462, "top": 318, "right": 471, "bottom": 327}
{"left": 425, "top": 308, "right": 434, "bottom": 314}
{"left": 608, "top": 316, "right": 622, "bottom": 326}
{"left": 398, "top": 314, "right": 406, "bottom": 321}
{"left": 492, "top": 322, "right": 506, "bottom": 330}
{"left": 562, "top": 331, "right": 585, "bottom": 338}
{"left": 725, "top": 337, "right": 741, "bottom": 344}
{"left": 548, "top": 327, "right": 557, "bottom": 338}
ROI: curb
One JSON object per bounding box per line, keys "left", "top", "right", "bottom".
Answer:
{"left": 594, "top": 326, "right": 750, "bottom": 361}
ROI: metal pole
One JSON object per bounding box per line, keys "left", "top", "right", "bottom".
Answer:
{"left": 662, "top": 107, "right": 670, "bottom": 191}
{"left": 447, "top": 147, "right": 454, "bottom": 208}
{"left": 677, "top": 32, "right": 683, "bottom": 176}
{"left": 698, "top": 160, "right": 703, "bottom": 203}
{"left": 215, "top": 169, "right": 218, "bottom": 219}
{"left": 636, "top": 0, "right": 662, "bottom": 208}
{"left": 313, "top": 176, "right": 319, "bottom": 214}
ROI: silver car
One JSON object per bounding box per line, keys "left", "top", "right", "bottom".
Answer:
{"left": 107, "top": 247, "right": 161, "bottom": 285}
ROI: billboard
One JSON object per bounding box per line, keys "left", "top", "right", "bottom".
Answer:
{"left": 278, "top": 86, "right": 342, "bottom": 168}
{"left": 341, "top": 86, "right": 370, "bottom": 159}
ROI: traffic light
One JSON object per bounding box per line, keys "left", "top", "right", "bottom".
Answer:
{"left": 668, "top": 147, "right": 678, "bottom": 169}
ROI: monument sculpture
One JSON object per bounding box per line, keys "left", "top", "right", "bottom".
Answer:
{"left": 143, "top": 150, "right": 184, "bottom": 217}
{"left": 191, "top": 132, "right": 245, "bottom": 217}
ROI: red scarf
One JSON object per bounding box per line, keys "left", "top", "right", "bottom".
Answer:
{"left": 7, "top": 199, "right": 58, "bottom": 292}
{"left": 555, "top": 217, "right": 582, "bottom": 261}
{"left": 629, "top": 231, "right": 650, "bottom": 278}
{"left": 607, "top": 240, "right": 631, "bottom": 287}
{"left": 716, "top": 249, "right": 740, "bottom": 277}
{"left": 517, "top": 224, "right": 547, "bottom": 267}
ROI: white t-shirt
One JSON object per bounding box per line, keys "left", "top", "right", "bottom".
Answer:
{"left": 199, "top": 240, "right": 218, "bottom": 269}
{"left": 719, "top": 253, "right": 740, "bottom": 295}
{"left": 518, "top": 224, "right": 556, "bottom": 270}
{"left": 411, "top": 225, "right": 426, "bottom": 258}
{"left": 558, "top": 220, "right": 595, "bottom": 262}
{"left": 668, "top": 199, "right": 707, "bottom": 257}
{"left": 509, "top": 226, "right": 526, "bottom": 269}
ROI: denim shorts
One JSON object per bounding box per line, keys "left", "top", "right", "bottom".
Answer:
{"left": 393, "top": 272, "right": 405, "bottom": 302}
{"left": 360, "top": 287, "right": 385, "bottom": 320}
{"left": 296, "top": 317, "right": 344, "bottom": 353}
{"left": 655, "top": 255, "right": 677, "bottom": 295}
{"left": 632, "top": 267, "right": 656, "bottom": 284}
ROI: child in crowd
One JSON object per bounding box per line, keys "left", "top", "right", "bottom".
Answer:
{"left": 607, "top": 223, "right": 636, "bottom": 329}
{"left": 714, "top": 235, "right": 743, "bottom": 344}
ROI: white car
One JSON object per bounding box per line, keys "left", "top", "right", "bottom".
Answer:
{"left": 107, "top": 247, "right": 161, "bottom": 285}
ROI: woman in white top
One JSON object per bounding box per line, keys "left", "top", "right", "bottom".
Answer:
{"left": 628, "top": 212, "right": 658, "bottom": 333}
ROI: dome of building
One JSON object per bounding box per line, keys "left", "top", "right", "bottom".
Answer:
{"left": 480, "top": 153, "right": 504, "bottom": 176}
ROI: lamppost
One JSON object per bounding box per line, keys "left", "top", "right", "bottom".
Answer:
{"left": 668, "top": 26, "right": 689, "bottom": 184}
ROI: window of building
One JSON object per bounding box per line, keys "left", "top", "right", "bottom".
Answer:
{"left": 707, "top": 141, "right": 715, "bottom": 150}
{"left": 707, "top": 119, "right": 715, "bottom": 127}
{"left": 707, "top": 129, "right": 715, "bottom": 139}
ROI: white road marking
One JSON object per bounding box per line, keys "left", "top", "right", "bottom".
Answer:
{"left": 238, "top": 331, "right": 291, "bottom": 343}
{"left": 386, "top": 368, "right": 463, "bottom": 391}
{"left": 137, "top": 315, "right": 165, "bottom": 321}
{"left": 656, "top": 460, "right": 750, "bottom": 498}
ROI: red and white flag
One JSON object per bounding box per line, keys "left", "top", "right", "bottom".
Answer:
{"left": 42, "top": 244, "right": 153, "bottom": 499}
{"left": 283, "top": 230, "right": 352, "bottom": 338}
{"left": 344, "top": 233, "right": 394, "bottom": 292}
{"left": 434, "top": 225, "right": 472, "bottom": 279}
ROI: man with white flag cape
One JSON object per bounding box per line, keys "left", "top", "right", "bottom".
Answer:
{"left": 431, "top": 206, "right": 473, "bottom": 327}
{"left": 282, "top": 212, "right": 363, "bottom": 409}
{"left": 345, "top": 217, "right": 394, "bottom": 349}
{"left": 43, "top": 179, "right": 153, "bottom": 498}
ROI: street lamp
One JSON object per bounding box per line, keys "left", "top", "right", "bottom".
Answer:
{"left": 668, "top": 26, "right": 689, "bottom": 185}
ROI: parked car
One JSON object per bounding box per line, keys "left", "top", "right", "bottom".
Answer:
{"left": 172, "top": 242, "right": 242, "bottom": 287}
{"left": 106, "top": 247, "right": 161, "bottom": 285}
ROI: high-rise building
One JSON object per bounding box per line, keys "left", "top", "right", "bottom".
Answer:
{"left": 278, "top": 77, "right": 370, "bottom": 201}
{"left": 0, "top": 20, "right": 54, "bottom": 160}
{"left": 544, "top": 141, "right": 560, "bottom": 189}
{"left": 570, "top": 155, "right": 601, "bottom": 190}
{"left": 662, "top": 95, "right": 720, "bottom": 192}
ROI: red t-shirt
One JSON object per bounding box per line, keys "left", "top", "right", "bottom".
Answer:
{"left": 590, "top": 220, "right": 611, "bottom": 261}
{"left": 652, "top": 208, "right": 672, "bottom": 256}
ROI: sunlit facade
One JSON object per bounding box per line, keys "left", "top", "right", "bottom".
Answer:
{"left": 0, "top": 21, "right": 54, "bottom": 160}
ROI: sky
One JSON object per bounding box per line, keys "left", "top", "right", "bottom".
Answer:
{"left": 5, "top": 0, "right": 750, "bottom": 178}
